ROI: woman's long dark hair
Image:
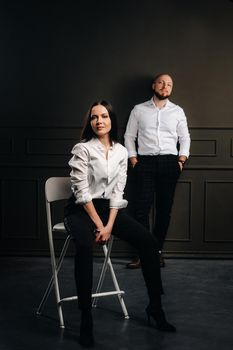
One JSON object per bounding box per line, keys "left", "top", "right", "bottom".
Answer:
{"left": 80, "top": 100, "right": 119, "bottom": 142}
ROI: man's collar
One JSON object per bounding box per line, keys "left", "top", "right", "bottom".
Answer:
{"left": 150, "top": 97, "right": 172, "bottom": 109}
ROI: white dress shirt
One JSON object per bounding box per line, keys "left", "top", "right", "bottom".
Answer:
{"left": 69, "top": 138, "right": 128, "bottom": 209}
{"left": 124, "top": 98, "right": 190, "bottom": 158}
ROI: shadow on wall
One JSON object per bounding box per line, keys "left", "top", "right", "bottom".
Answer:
{"left": 114, "top": 74, "right": 153, "bottom": 136}
{"left": 113, "top": 74, "right": 155, "bottom": 217}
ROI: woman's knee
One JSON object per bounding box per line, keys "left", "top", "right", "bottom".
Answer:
{"left": 74, "top": 235, "right": 93, "bottom": 253}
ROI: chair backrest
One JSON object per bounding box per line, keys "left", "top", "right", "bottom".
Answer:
{"left": 45, "top": 177, "right": 72, "bottom": 203}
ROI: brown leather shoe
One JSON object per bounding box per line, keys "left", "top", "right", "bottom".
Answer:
{"left": 126, "top": 258, "right": 141, "bottom": 269}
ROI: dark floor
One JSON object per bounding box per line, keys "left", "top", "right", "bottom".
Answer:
{"left": 0, "top": 257, "right": 233, "bottom": 350}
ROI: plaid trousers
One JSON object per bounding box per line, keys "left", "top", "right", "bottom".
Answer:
{"left": 133, "top": 154, "right": 181, "bottom": 250}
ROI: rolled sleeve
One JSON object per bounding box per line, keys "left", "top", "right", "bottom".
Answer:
{"left": 69, "top": 144, "right": 92, "bottom": 205}
{"left": 124, "top": 107, "right": 138, "bottom": 158}
{"left": 109, "top": 198, "right": 128, "bottom": 209}
{"left": 109, "top": 148, "right": 128, "bottom": 209}
{"left": 177, "top": 111, "right": 191, "bottom": 158}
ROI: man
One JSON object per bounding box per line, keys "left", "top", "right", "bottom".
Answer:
{"left": 124, "top": 73, "right": 190, "bottom": 268}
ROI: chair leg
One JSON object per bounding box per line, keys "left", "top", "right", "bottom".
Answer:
{"left": 107, "top": 256, "right": 129, "bottom": 319}
{"left": 92, "top": 237, "right": 129, "bottom": 319}
{"left": 37, "top": 235, "right": 72, "bottom": 328}
{"left": 55, "top": 282, "right": 65, "bottom": 328}
{"left": 92, "top": 236, "right": 113, "bottom": 307}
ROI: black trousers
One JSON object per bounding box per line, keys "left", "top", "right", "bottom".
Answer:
{"left": 64, "top": 199, "right": 163, "bottom": 311}
{"left": 134, "top": 155, "right": 181, "bottom": 250}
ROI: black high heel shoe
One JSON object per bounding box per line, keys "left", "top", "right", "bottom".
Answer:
{"left": 79, "top": 309, "right": 95, "bottom": 348}
{"left": 146, "top": 307, "right": 176, "bottom": 332}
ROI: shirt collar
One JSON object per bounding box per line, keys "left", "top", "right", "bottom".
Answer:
{"left": 91, "top": 137, "right": 114, "bottom": 150}
{"left": 150, "top": 97, "right": 172, "bottom": 109}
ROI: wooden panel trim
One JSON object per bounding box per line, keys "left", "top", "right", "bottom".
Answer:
{"left": 230, "top": 139, "right": 233, "bottom": 157}
{"left": 165, "top": 180, "right": 192, "bottom": 242}
{"left": 204, "top": 180, "right": 233, "bottom": 243}
{"left": 190, "top": 139, "right": 217, "bottom": 157}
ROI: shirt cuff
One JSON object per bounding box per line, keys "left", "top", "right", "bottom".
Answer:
{"left": 109, "top": 199, "right": 128, "bottom": 209}
{"left": 74, "top": 193, "right": 92, "bottom": 205}
{"left": 178, "top": 150, "right": 189, "bottom": 158}
{"left": 127, "top": 152, "right": 137, "bottom": 158}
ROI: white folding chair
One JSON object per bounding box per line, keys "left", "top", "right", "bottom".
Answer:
{"left": 37, "top": 177, "right": 129, "bottom": 328}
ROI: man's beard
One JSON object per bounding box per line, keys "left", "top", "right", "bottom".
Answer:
{"left": 154, "top": 91, "right": 171, "bottom": 100}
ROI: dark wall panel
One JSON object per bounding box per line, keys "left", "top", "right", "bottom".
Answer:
{"left": 166, "top": 181, "right": 192, "bottom": 242}
{"left": 1, "top": 179, "right": 39, "bottom": 238}
{"left": 0, "top": 127, "right": 233, "bottom": 257}
{"left": 204, "top": 181, "right": 233, "bottom": 242}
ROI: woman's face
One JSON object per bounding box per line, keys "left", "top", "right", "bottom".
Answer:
{"left": 90, "top": 104, "right": 111, "bottom": 138}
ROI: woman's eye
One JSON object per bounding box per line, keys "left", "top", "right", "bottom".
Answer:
{"left": 90, "top": 115, "right": 97, "bottom": 120}
{"left": 102, "top": 114, "right": 109, "bottom": 118}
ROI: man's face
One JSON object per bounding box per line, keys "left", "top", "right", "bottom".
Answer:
{"left": 152, "top": 74, "right": 173, "bottom": 100}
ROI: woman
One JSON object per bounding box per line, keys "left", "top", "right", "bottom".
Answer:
{"left": 64, "top": 100, "right": 176, "bottom": 348}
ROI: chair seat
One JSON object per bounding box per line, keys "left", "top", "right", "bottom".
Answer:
{"left": 53, "top": 222, "right": 66, "bottom": 232}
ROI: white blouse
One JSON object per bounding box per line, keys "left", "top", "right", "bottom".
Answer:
{"left": 69, "top": 138, "right": 128, "bottom": 209}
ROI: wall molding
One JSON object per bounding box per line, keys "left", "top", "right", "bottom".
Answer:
{"left": 166, "top": 180, "right": 192, "bottom": 242}
{"left": 190, "top": 139, "right": 217, "bottom": 157}
{"left": 204, "top": 180, "right": 233, "bottom": 243}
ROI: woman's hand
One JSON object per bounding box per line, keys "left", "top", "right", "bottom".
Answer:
{"left": 95, "top": 225, "right": 112, "bottom": 244}
{"left": 94, "top": 208, "right": 118, "bottom": 245}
